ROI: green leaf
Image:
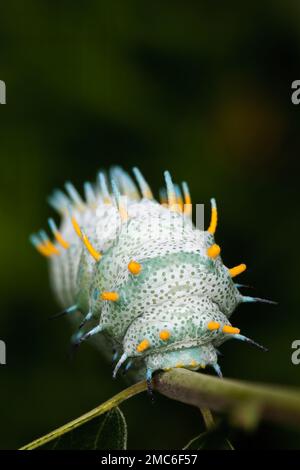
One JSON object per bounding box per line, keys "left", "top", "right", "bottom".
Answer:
{"left": 183, "top": 429, "right": 234, "bottom": 450}
{"left": 42, "top": 407, "right": 127, "bottom": 450}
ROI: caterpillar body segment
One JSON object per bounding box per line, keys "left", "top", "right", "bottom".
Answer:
{"left": 30, "top": 167, "right": 273, "bottom": 386}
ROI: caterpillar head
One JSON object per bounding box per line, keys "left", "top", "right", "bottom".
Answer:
{"left": 146, "top": 344, "right": 218, "bottom": 373}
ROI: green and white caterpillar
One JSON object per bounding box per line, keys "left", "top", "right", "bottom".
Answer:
{"left": 30, "top": 167, "right": 275, "bottom": 391}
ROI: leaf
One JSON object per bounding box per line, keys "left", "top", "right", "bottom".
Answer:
{"left": 42, "top": 407, "right": 127, "bottom": 450}
{"left": 183, "top": 429, "right": 234, "bottom": 450}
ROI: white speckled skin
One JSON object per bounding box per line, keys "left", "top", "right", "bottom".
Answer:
{"left": 43, "top": 168, "right": 249, "bottom": 381}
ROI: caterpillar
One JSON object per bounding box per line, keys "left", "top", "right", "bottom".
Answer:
{"left": 30, "top": 167, "right": 275, "bottom": 392}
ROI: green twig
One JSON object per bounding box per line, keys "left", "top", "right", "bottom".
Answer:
{"left": 20, "top": 380, "right": 147, "bottom": 450}
{"left": 199, "top": 407, "right": 215, "bottom": 430}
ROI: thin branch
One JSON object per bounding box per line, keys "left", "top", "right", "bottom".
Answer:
{"left": 199, "top": 407, "right": 215, "bottom": 430}
{"left": 20, "top": 380, "right": 147, "bottom": 450}
{"left": 154, "top": 369, "right": 300, "bottom": 428}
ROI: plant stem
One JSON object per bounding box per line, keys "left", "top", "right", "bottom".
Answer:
{"left": 154, "top": 369, "right": 300, "bottom": 428}
{"left": 20, "top": 380, "right": 147, "bottom": 450}
{"left": 199, "top": 407, "right": 215, "bottom": 430}
{"left": 21, "top": 369, "right": 300, "bottom": 450}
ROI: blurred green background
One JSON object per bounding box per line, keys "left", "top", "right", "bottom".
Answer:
{"left": 1, "top": 0, "right": 300, "bottom": 449}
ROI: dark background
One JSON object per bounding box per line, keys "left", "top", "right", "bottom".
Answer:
{"left": 0, "top": 0, "right": 300, "bottom": 449}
